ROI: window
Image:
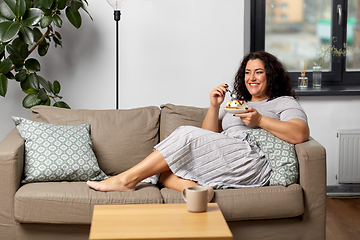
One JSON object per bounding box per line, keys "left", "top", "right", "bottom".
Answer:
{"left": 251, "top": 0, "right": 360, "bottom": 95}
{"left": 280, "top": 14, "right": 288, "bottom": 21}
{"left": 280, "top": 4, "right": 288, "bottom": 9}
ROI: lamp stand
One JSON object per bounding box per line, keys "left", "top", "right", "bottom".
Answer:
{"left": 114, "top": 10, "right": 121, "bottom": 109}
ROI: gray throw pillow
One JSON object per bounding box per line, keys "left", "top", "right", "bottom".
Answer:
{"left": 12, "top": 116, "right": 108, "bottom": 184}
{"left": 246, "top": 128, "right": 298, "bottom": 186}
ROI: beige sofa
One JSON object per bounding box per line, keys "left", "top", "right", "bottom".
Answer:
{"left": 0, "top": 104, "right": 326, "bottom": 240}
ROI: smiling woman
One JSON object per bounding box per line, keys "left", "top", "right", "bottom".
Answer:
{"left": 234, "top": 51, "right": 295, "bottom": 102}
{"left": 230, "top": 51, "right": 309, "bottom": 144}
{"left": 244, "top": 59, "right": 268, "bottom": 102}
{"left": 88, "top": 51, "right": 309, "bottom": 194}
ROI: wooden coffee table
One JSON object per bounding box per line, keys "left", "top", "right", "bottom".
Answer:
{"left": 89, "top": 203, "right": 233, "bottom": 240}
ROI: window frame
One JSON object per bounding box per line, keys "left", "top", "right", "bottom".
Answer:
{"left": 250, "top": 0, "right": 360, "bottom": 96}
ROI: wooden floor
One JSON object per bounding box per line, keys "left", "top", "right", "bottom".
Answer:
{"left": 326, "top": 197, "right": 360, "bottom": 240}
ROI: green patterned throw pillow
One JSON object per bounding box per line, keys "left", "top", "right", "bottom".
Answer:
{"left": 12, "top": 116, "right": 108, "bottom": 184}
{"left": 246, "top": 128, "right": 298, "bottom": 186}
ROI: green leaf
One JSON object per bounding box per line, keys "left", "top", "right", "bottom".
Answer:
{"left": 65, "top": 7, "right": 81, "bottom": 29}
{"left": 0, "top": 14, "right": 7, "bottom": 24}
{"left": 6, "top": 43, "right": 17, "bottom": 55}
{"left": 0, "top": 58, "right": 12, "bottom": 74}
{"left": 22, "top": 93, "right": 42, "bottom": 108}
{"left": 33, "top": 27, "right": 42, "bottom": 42}
{"left": 15, "top": 69, "right": 27, "bottom": 82}
{"left": 57, "top": 0, "right": 66, "bottom": 10}
{"left": 19, "top": 26, "right": 34, "bottom": 44}
{"left": 38, "top": 75, "right": 51, "bottom": 92}
{"left": 40, "top": 15, "right": 52, "bottom": 28}
{"left": 38, "top": 87, "right": 48, "bottom": 100}
{"left": 8, "top": 38, "right": 29, "bottom": 59}
{"left": 0, "top": 43, "right": 5, "bottom": 54}
{"left": 0, "top": 21, "right": 21, "bottom": 42}
{"left": 22, "top": 88, "right": 36, "bottom": 94}
{"left": 25, "top": 58, "right": 40, "bottom": 72}
{"left": 47, "top": 80, "right": 53, "bottom": 92}
{"left": 24, "top": 0, "right": 31, "bottom": 9}
{"left": 22, "top": 8, "right": 44, "bottom": 26}
{"left": 38, "top": 42, "right": 48, "bottom": 56}
{"left": 8, "top": 53, "right": 22, "bottom": 67}
{"left": 50, "top": 0, "right": 57, "bottom": 9}
{"left": 39, "top": 0, "right": 53, "bottom": 9}
{"left": 0, "top": 74, "right": 8, "bottom": 97}
{"left": 12, "top": 37, "right": 24, "bottom": 48}
{"left": 53, "top": 36, "right": 61, "bottom": 47}
{"left": 42, "top": 9, "right": 52, "bottom": 16}
{"left": 15, "top": 0, "right": 26, "bottom": 18}
{"left": 27, "top": 72, "right": 39, "bottom": 90}
{"left": 53, "top": 101, "right": 70, "bottom": 109}
{"left": 0, "top": 0, "right": 16, "bottom": 20}
{"left": 32, "top": 0, "right": 41, "bottom": 8}
{"left": 53, "top": 80, "right": 60, "bottom": 94}
{"left": 55, "top": 31, "right": 61, "bottom": 39}
{"left": 70, "top": 0, "right": 82, "bottom": 12}
{"left": 4, "top": 71, "right": 14, "bottom": 79}
{"left": 81, "top": 4, "right": 93, "bottom": 21}
{"left": 21, "top": 83, "right": 37, "bottom": 94}
{"left": 53, "top": 14, "right": 62, "bottom": 28}
{"left": 19, "top": 43, "right": 28, "bottom": 59}
{"left": 42, "top": 98, "right": 50, "bottom": 106}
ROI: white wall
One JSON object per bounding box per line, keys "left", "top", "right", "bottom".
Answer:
{"left": 0, "top": 0, "right": 244, "bottom": 133}
{"left": 120, "top": 0, "right": 244, "bottom": 109}
{"left": 0, "top": 0, "right": 359, "bottom": 186}
{"left": 298, "top": 95, "right": 360, "bottom": 185}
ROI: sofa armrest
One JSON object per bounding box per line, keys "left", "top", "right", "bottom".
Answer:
{"left": 295, "top": 138, "right": 326, "bottom": 239}
{"left": 0, "top": 128, "right": 24, "bottom": 236}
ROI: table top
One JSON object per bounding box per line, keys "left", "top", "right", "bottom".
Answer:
{"left": 89, "top": 203, "right": 233, "bottom": 240}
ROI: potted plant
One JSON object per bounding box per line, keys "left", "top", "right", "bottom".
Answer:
{"left": 0, "top": 0, "right": 92, "bottom": 109}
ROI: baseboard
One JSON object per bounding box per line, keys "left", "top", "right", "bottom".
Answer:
{"left": 327, "top": 184, "right": 360, "bottom": 197}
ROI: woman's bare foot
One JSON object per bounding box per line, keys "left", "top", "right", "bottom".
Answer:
{"left": 87, "top": 175, "right": 135, "bottom": 192}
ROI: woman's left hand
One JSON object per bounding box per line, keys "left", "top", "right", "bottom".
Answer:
{"left": 235, "top": 107, "right": 309, "bottom": 144}
{"left": 234, "top": 107, "right": 262, "bottom": 127}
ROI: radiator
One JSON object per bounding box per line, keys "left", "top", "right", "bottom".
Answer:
{"left": 338, "top": 130, "right": 360, "bottom": 183}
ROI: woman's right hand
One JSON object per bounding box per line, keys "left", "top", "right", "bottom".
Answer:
{"left": 202, "top": 84, "right": 227, "bottom": 132}
{"left": 209, "top": 84, "right": 228, "bottom": 107}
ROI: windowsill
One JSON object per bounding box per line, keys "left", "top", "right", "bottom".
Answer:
{"left": 294, "top": 85, "right": 360, "bottom": 96}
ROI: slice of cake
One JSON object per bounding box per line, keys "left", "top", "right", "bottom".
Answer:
{"left": 226, "top": 100, "right": 247, "bottom": 110}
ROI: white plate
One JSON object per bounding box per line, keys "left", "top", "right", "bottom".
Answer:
{"left": 224, "top": 108, "right": 247, "bottom": 114}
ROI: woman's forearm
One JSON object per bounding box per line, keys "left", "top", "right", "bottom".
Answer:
{"left": 202, "top": 105, "right": 222, "bottom": 133}
{"left": 258, "top": 116, "right": 310, "bottom": 144}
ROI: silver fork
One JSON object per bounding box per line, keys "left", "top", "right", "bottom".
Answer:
{"left": 226, "top": 88, "right": 237, "bottom": 100}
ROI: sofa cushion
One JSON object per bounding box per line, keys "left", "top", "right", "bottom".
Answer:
{"left": 159, "top": 104, "right": 208, "bottom": 141}
{"left": 246, "top": 128, "right": 299, "bottom": 186}
{"left": 12, "top": 117, "right": 108, "bottom": 183}
{"left": 14, "top": 182, "right": 163, "bottom": 224}
{"left": 160, "top": 184, "right": 304, "bottom": 221}
{"left": 30, "top": 106, "right": 160, "bottom": 176}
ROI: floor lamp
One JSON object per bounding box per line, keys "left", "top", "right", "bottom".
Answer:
{"left": 107, "top": 0, "right": 126, "bottom": 109}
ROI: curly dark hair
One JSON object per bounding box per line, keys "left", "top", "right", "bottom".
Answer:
{"left": 234, "top": 51, "right": 295, "bottom": 101}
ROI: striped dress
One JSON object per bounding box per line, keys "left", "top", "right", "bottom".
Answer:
{"left": 142, "top": 96, "right": 307, "bottom": 189}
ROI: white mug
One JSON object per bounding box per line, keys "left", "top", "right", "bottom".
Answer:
{"left": 182, "top": 186, "right": 208, "bottom": 213}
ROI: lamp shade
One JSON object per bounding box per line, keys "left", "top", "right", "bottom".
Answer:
{"left": 107, "top": 0, "right": 127, "bottom": 10}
